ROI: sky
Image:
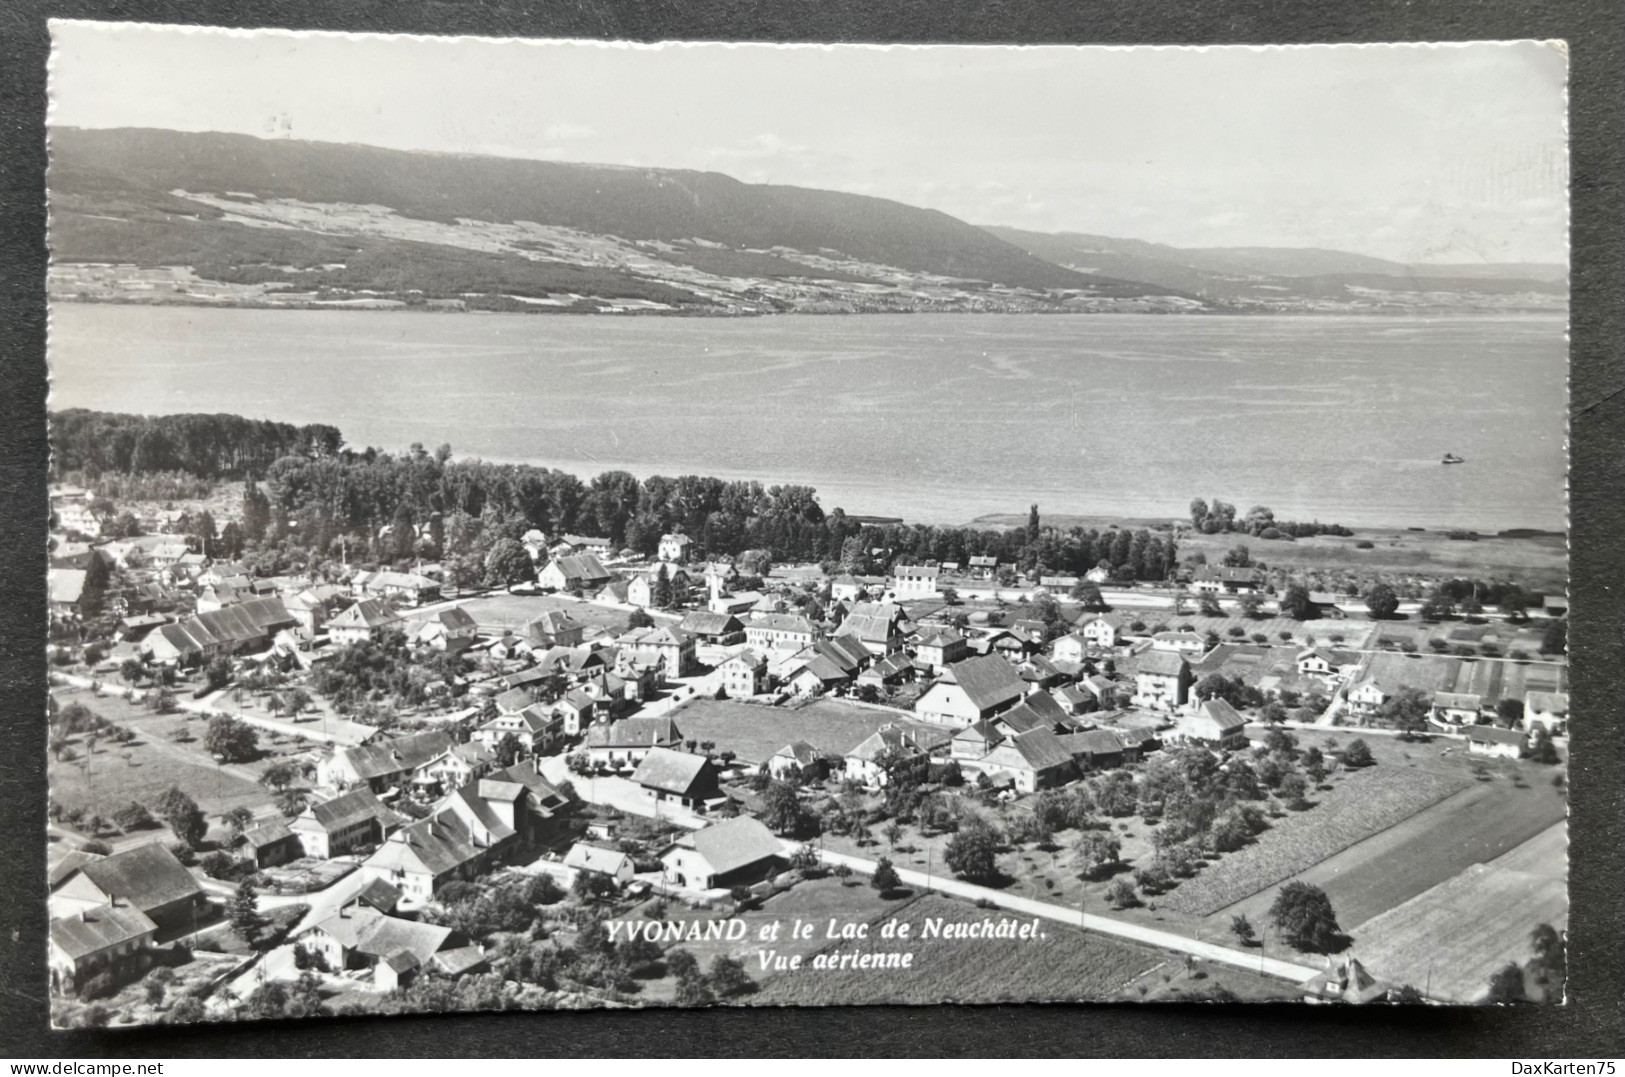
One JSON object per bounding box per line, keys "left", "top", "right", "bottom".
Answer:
{"left": 48, "top": 24, "right": 1569, "bottom": 264}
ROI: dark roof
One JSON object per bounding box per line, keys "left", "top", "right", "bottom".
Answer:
{"left": 239, "top": 822, "right": 297, "bottom": 849}
{"left": 848, "top": 724, "right": 924, "bottom": 762}
{"left": 333, "top": 729, "right": 456, "bottom": 782}
{"left": 631, "top": 748, "right": 715, "bottom": 797}
{"left": 48, "top": 849, "right": 105, "bottom": 889}
{"left": 436, "top": 607, "right": 478, "bottom": 632}
{"left": 353, "top": 877, "right": 402, "bottom": 913}
{"left": 1194, "top": 565, "right": 1264, "bottom": 583}
{"left": 1061, "top": 729, "right": 1129, "bottom": 757}
{"left": 51, "top": 904, "right": 158, "bottom": 959}
{"left": 1467, "top": 724, "right": 1525, "bottom": 746}
{"left": 942, "top": 655, "right": 1027, "bottom": 712}
{"left": 914, "top": 625, "right": 964, "bottom": 648}
{"left": 153, "top": 596, "right": 295, "bottom": 654}
{"left": 839, "top": 602, "right": 906, "bottom": 644}
{"left": 326, "top": 597, "right": 396, "bottom": 633}
{"left": 305, "top": 786, "right": 397, "bottom": 833}
{"left": 679, "top": 611, "right": 743, "bottom": 637}
{"left": 751, "top": 613, "right": 816, "bottom": 635}
{"left": 821, "top": 634, "right": 873, "bottom": 671}
{"left": 490, "top": 761, "right": 571, "bottom": 812}
{"left": 997, "top": 691, "right": 1068, "bottom": 733}
{"left": 1432, "top": 691, "right": 1483, "bottom": 710}
{"left": 1010, "top": 727, "right": 1075, "bottom": 771}
{"left": 1136, "top": 650, "right": 1191, "bottom": 678}
{"left": 587, "top": 715, "right": 682, "bottom": 748}
{"left": 75, "top": 842, "right": 202, "bottom": 913}
{"left": 1194, "top": 698, "right": 1247, "bottom": 732}
{"left": 548, "top": 553, "right": 610, "bottom": 583}
{"left": 432, "top": 944, "right": 489, "bottom": 977}
{"left": 384, "top": 812, "right": 486, "bottom": 878}
{"left": 774, "top": 740, "right": 821, "bottom": 765}
{"left": 684, "top": 817, "right": 783, "bottom": 877}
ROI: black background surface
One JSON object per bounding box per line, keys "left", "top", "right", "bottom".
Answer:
{"left": 2, "top": 0, "right": 1620, "bottom": 1058}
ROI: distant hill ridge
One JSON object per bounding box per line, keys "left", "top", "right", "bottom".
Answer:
{"left": 982, "top": 225, "right": 1568, "bottom": 304}
{"left": 47, "top": 126, "right": 1565, "bottom": 315}
{"left": 49, "top": 126, "right": 1125, "bottom": 294}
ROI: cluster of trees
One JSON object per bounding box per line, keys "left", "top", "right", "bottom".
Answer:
{"left": 57, "top": 411, "right": 1194, "bottom": 588}
{"left": 309, "top": 629, "right": 469, "bottom": 718}
{"left": 1189, "top": 498, "right": 1353, "bottom": 539}
{"left": 51, "top": 409, "right": 342, "bottom": 479}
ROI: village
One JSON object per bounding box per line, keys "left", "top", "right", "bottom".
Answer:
{"left": 44, "top": 482, "right": 1570, "bottom": 1025}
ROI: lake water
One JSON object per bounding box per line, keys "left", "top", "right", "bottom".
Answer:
{"left": 47, "top": 305, "right": 1568, "bottom": 531}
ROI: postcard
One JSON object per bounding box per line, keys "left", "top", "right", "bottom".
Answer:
{"left": 43, "top": 25, "right": 1568, "bottom": 1026}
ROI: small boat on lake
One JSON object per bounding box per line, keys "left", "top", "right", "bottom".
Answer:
{"left": 1441, "top": 453, "right": 1465, "bottom": 465}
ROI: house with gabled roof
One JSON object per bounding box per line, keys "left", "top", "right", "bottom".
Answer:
{"left": 845, "top": 723, "right": 931, "bottom": 788}
{"left": 631, "top": 747, "right": 721, "bottom": 809}
{"left": 50, "top": 842, "right": 208, "bottom": 935}
{"left": 1465, "top": 723, "right": 1525, "bottom": 760}
{"left": 1430, "top": 691, "right": 1484, "bottom": 729}
{"left": 1191, "top": 565, "right": 1264, "bottom": 595}
{"left": 414, "top": 741, "right": 499, "bottom": 795}
{"left": 1051, "top": 630, "right": 1094, "bottom": 664}
{"left": 1297, "top": 646, "right": 1362, "bottom": 683}
{"left": 857, "top": 650, "right": 914, "bottom": 690}
{"left": 1133, "top": 650, "right": 1193, "bottom": 712}
{"left": 837, "top": 601, "right": 910, "bottom": 655}
{"left": 968, "top": 727, "right": 1077, "bottom": 793}
{"left": 914, "top": 654, "right": 1029, "bottom": 728}
{"left": 564, "top": 843, "right": 636, "bottom": 886}
{"left": 768, "top": 740, "right": 824, "bottom": 780}
{"left": 993, "top": 691, "right": 1069, "bottom": 737}
{"left": 537, "top": 553, "right": 611, "bottom": 592}
{"left": 782, "top": 652, "right": 852, "bottom": 696}
{"left": 658, "top": 532, "right": 694, "bottom": 563}
{"left": 891, "top": 563, "right": 941, "bottom": 599}
{"left": 1151, "top": 630, "right": 1207, "bottom": 655}
{"left": 414, "top": 606, "right": 479, "bottom": 651}
{"left": 235, "top": 822, "right": 304, "bottom": 869}
{"left": 718, "top": 648, "right": 768, "bottom": 699}
{"left": 950, "top": 720, "right": 1005, "bottom": 761}
{"left": 586, "top": 715, "right": 683, "bottom": 768}
{"left": 660, "top": 816, "right": 784, "bottom": 892}
{"left": 328, "top": 598, "right": 401, "bottom": 646}
{"left": 679, "top": 610, "right": 746, "bottom": 645}
{"left": 361, "top": 809, "right": 497, "bottom": 902}
{"left": 473, "top": 704, "right": 561, "bottom": 754}
{"left": 913, "top": 625, "right": 969, "bottom": 672}
{"left": 1524, "top": 690, "right": 1569, "bottom": 735}
{"left": 745, "top": 612, "right": 820, "bottom": 652}
{"left": 1302, "top": 956, "right": 1393, "bottom": 1005}
{"left": 300, "top": 900, "right": 463, "bottom": 987}
{"left": 967, "top": 555, "right": 999, "bottom": 580}
{"left": 621, "top": 624, "right": 698, "bottom": 678}
{"left": 1169, "top": 698, "right": 1248, "bottom": 749}
{"left": 291, "top": 786, "right": 403, "bottom": 859}
{"left": 1059, "top": 728, "right": 1131, "bottom": 771}
{"left": 49, "top": 903, "right": 158, "bottom": 997}
{"left": 140, "top": 596, "right": 298, "bottom": 665}
{"left": 318, "top": 729, "right": 457, "bottom": 794}
{"left": 353, "top": 569, "right": 441, "bottom": 606}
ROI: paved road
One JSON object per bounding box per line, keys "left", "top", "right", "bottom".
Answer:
{"left": 801, "top": 843, "right": 1322, "bottom": 984}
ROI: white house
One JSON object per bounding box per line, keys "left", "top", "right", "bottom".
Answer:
{"left": 1524, "top": 690, "right": 1569, "bottom": 735}
{"left": 660, "top": 817, "right": 783, "bottom": 892}
{"left": 914, "top": 654, "right": 1028, "bottom": 728}
{"left": 1132, "top": 650, "right": 1192, "bottom": 713}
{"left": 1078, "top": 617, "right": 1118, "bottom": 649}
{"left": 745, "top": 613, "right": 819, "bottom": 653}
{"left": 1167, "top": 698, "right": 1248, "bottom": 750}
{"left": 718, "top": 648, "right": 768, "bottom": 699}
{"left": 1150, "top": 631, "right": 1207, "bottom": 655}
{"left": 891, "top": 563, "right": 941, "bottom": 600}
{"left": 1466, "top": 724, "right": 1525, "bottom": 760}
{"left": 563, "top": 842, "right": 636, "bottom": 887}
{"left": 657, "top": 533, "right": 693, "bottom": 564}
{"left": 1430, "top": 691, "right": 1484, "bottom": 729}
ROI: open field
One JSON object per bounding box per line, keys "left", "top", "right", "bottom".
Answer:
{"left": 1347, "top": 823, "right": 1567, "bottom": 1002}
{"left": 51, "top": 688, "right": 288, "bottom": 819}
{"left": 666, "top": 697, "right": 950, "bottom": 766}
{"left": 751, "top": 891, "right": 1165, "bottom": 1005}
{"left": 1207, "top": 775, "right": 1567, "bottom": 932}
{"left": 968, "top": 514, "right": 1566, "bottom": 592}
{"left": 406, "top": 593, "right": 635, "bottom": 635}
{"left": 1159, "top": 759, "right": 1476, "bottom": 917}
